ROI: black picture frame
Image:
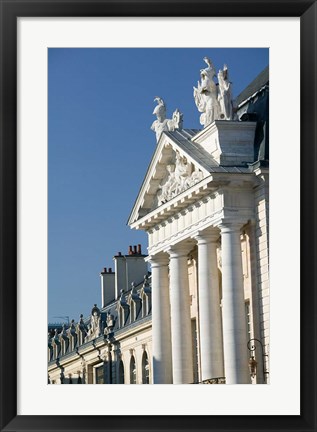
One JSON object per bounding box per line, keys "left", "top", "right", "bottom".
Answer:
{"left": 0, "top": 1, "right": 316, "bottom": 431}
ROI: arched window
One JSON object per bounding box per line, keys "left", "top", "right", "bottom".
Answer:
{"left": 142, "top": 351, "right": 150, "bottom": 384}
{"left": 118, "top": 360, "right": 125, "bottom": 384}
{"left": 130, "top": 356, "right": 137, "bottom": 384}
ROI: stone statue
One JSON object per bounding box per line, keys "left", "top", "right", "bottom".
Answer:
{"left": 151, "top": 97, "right": 183, "bottom": 141}
{"left": 157, "top": 164, "right": 177, "bottom": 205}
{"left": 193, "top": 57, "right": 234, "bottom": 127}
{"left": 85, "top": 305, "right": 101, "bottom": 342}
{"left": 200, "top": 57, "right": 217, "bottom": 93}
{"left": 106, "top": 310, "right": 114, "bottom": 330}
{"left": 218, "top": 64, "right": 233, "bottom": 120}
{"left": 187, "top": 166, "right": 203, "bottom": 187}
{"left": 174, "top": 152, "right": 192, "bottom": 193}
{"left": 168, "top": 108, "right": 183, "bottom": 131}
{"left": 193, "top": 57, "right": 221, "bottom": 127}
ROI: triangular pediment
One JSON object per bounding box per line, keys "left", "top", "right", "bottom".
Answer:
{"left": 128, "top": 129, "right": 213, "bottom": 226}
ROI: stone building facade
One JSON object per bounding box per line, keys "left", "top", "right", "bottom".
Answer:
{"left": 48, "top": 62, "right": 269, "bottom": 385}
{"left": 48, "top": 245, "right": 153, "bottom": 384}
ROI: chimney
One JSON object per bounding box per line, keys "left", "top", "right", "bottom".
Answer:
{"left": 100, "top": 267, "right": 115, "bottom": 307}
{"left": 114, "top": 245, "right": 148, "bottom": 297}
{"left": 108, "top": 267, "right": 112, "bottom": 273}
{"left": 114, "top": 252, "right": 126, "bottom": 298}
{"left": 124, "top": 246, "right": 148, "bottom": 291}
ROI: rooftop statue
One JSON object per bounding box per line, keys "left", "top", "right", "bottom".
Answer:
{"left": 193, "top": 57, "right": 233, "bottom": 127}
{"left": 218, "top": 64, "right": 233, "bottom": 121}
{"left": 85, "top": 304, "right": 101, "bottom": 342}
{"left": 151, "top": 97, "right": 183, "bottom": 141}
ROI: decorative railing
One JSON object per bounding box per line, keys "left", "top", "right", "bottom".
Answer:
{"left": 197, "top": 377, "right": 226, "bottom": 384}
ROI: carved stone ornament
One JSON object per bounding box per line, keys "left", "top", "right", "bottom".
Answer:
{"left": 151, "top": 97, "right": 183, "bottom": 141}
{"left": 156, "top": 150, "right": 203, "bottom": 206}
{"left": 106, "top": 310, "right": 114, "bottom": 330}
{"left": 217, "top": 64, "right": 233, "bottom": 121}
{"left": 193, "top": 57, "right": 234, "bottom": 127}
{"left": 84, "top": 304, "right": 101, "bottom": 342}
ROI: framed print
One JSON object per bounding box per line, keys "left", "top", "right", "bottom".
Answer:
{"left": 0, "top": 1, "right": 316, "bottom": 431}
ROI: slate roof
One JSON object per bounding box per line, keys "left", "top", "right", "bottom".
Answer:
{"left": 48, "top": 275, "right": 152, "bottom": 365}
{"left": 100, "top": 275, "right": 152, "bottom": 333}
{"left": 235, "top": 65, "right": 269, "bottom": 107}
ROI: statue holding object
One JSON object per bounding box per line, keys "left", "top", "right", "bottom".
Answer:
{"left": 193, "top": 57, "right": 234, "bottom": 127}
{"left": 151, "top": 97, "right": 183, "bottom": 142}
{"left": 218, "top": 64, "right": 233, "bottom": 121}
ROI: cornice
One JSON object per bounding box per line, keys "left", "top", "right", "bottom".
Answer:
{"left": 130, "top": 171, "right": 255, "bottom": 231}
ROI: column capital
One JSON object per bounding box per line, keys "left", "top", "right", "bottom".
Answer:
{"left": 147, "top": 252, "right": 169, "bottom": 267}
{"left": 193, "top": 228, "right": 220, "bottom": 245}
{"left": 165, "top": 242, "right": 193, "bottom": 259}
{"left": 216, "top": 219, "right": 246, "bottom": 233}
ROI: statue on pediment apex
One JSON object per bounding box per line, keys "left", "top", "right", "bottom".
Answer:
{"left": 200, "top": 57, "right": 217, "bottom": 94}
{"left": 194, "top": 57, "right": 233, "bottom": 127}
{"left": 151, "top": 97, "right": 183, "bottom": 141}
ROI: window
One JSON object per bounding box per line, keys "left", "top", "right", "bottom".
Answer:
{"left": 142, "top": 351, "right": 150, "bottom": 384}
{"left": 118, "top": 360, "right": 124, "bottom": 384}
{"left": 95, "top": 364, "right": 105, "bottom": 384}
{"left": 130, "top": 356, "right": 137, "bottom": 384}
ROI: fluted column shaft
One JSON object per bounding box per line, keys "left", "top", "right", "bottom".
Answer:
{"left": 220, "top": 223, "right": 249, "bottom": 384}
{"left": 168, "top": 246, "right": 194, "bottom": 384}
{"left": 196, "top": 231, "right": 224, "bottom": 381}
{"left": 150, "top": 254, "right": 173, "bottom": 384}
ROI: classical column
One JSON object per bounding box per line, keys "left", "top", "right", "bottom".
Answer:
{"left": 220, "top": 222, "right": 250, "bottom": 384}
{"left": 195, "top": 230, "right": 224, "bottom": 381}
{"left": 168, "top": 244, "right": 194, "bottom": 384}
{"left": 150, "top": 253, "right": 173, "bottom": 384}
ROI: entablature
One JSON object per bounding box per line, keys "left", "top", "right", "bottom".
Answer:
{"left": 147, "top": 191, "right": 255, "bottom": 256}
{"left": 131, "top": 171, "right": 255, "bottom": 231}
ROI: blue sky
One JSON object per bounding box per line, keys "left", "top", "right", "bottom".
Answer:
{"left": 48, "top": 48, "right": 269, "bottom": 324}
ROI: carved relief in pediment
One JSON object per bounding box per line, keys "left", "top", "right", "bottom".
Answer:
{"left": 153, "top": 150, "right": 204, "bottom": 208}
